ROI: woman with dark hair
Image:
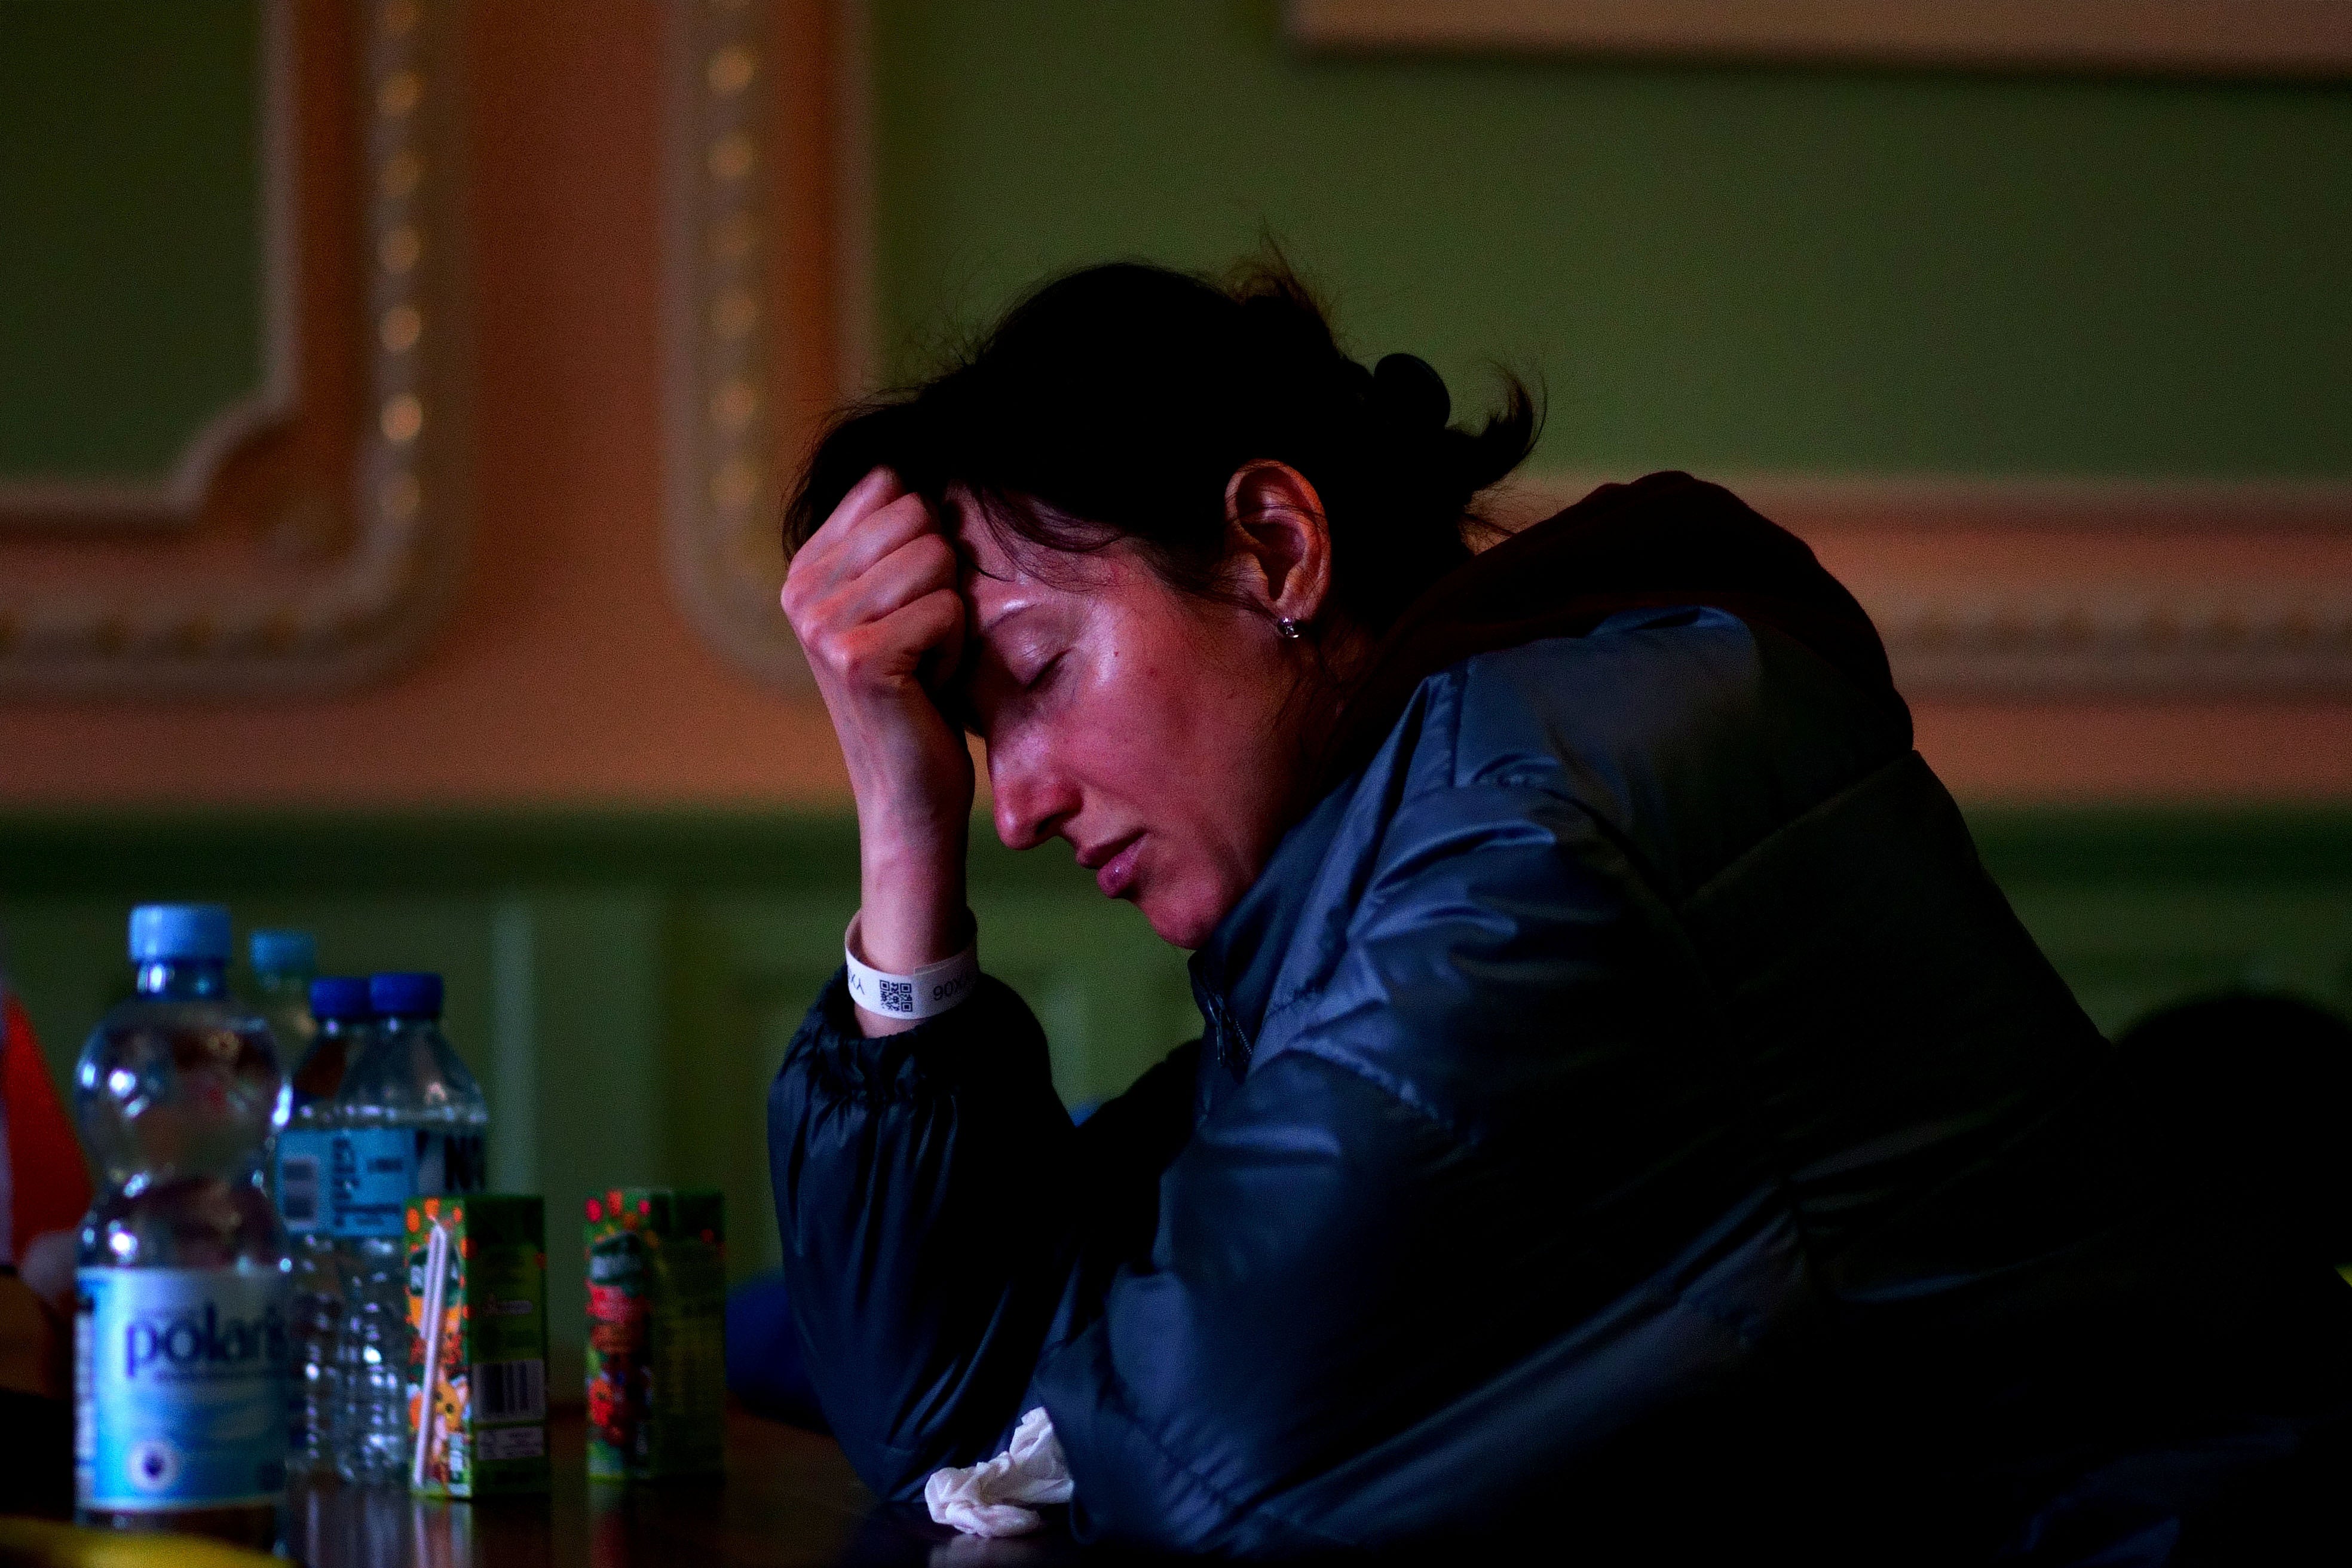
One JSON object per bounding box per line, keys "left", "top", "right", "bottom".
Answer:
{"left": 768, "top": 259, "right": 2350, "bottom": 1561}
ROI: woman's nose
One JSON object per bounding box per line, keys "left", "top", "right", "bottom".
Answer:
{"left": 989, "top": 741, "right": 1077, "bottom": 852}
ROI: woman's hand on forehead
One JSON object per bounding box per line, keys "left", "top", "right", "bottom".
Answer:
{"left": 781, "top": 465, "right": 980, "bottom": 1027}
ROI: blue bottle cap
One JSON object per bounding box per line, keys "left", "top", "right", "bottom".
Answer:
{"left": 368, "top": 971, "right": 444, "bottom": 1019}
{"left": 128, "top": 904, "right": 232, "bottom": 963}
{"left": 250, "top": 929, "right": 317, "bottom": 976}
{"left": 309, "top": 976, "right": 372, "bottom": 1021}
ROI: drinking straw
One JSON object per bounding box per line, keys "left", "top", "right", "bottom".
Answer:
{"left": 411, "top": 1220, "right": 454, "bottom": 1489}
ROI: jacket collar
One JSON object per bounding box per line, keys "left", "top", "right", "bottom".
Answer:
{"left": 1186, "top": 773, "right": 1359, "bottom": 1079}
{"left": 1317, "top": 470, "right": 1905, "bottom": 789}
{"left": 1190, "top": 471, "right": 1902, "bottom": 1076}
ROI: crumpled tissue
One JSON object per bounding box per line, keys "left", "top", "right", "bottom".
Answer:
{"left": 924, "top": 1407, "right": 1073, "bottom": 1538}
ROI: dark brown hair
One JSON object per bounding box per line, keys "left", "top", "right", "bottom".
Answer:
{"left": 785, "top": 256, "right": 1540, "bottom": 635}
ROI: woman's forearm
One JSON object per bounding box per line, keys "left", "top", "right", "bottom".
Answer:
{"left": 770, "top": 973, "right": 1078, "bottom": 1500}
{"left": 780, "top": 466, "right": 982, "bottom": 1037}
{"left": 853, "top": 819, "right": 971, "bottom": 1036}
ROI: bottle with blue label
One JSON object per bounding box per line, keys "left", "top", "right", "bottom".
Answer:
{"left": 277, "top": 975, "right": 371, "bottom": 1478}
{"left": 333, "top": 972, "right": 487, "bottom": 1482}
{"left": 74, "top": 904, "right": 292, "bottom": 1549}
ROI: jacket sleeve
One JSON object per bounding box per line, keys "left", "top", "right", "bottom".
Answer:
{"left": 1029, "top": 780, "right": 1711, "bottom": 1557}
{"left": 767, "top": 967, "right": 1201, "bottom": 1502}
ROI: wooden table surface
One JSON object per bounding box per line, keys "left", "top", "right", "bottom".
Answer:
{"left": 283, "top": 1410, "right": 1083, "bottom": 1568}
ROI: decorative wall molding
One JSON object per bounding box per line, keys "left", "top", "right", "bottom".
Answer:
{"left": 828, "top": 0, "right": 874, "bottom": 402}
{"left": 664, "top": 0, "right": 790, "bottom": 690}
{"left": 0, "top": 0, "right": 300, "bottom": 528}
{"left": 1520, "top": 473, "right": 2352, "bottom": 694}
{"left": 662, "top": 0, "right": 868, "bottom": 693}
{"left": 1288, "top": 1, "right": 2352, "bottom": 77}
{"left": 0, "top": 0, "right": 470, "bottom": 696}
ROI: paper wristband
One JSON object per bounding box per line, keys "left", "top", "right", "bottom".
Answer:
{"left": 845, "top": 915, "right": 980, "bottom": 1020}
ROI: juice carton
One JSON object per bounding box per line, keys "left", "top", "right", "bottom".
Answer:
{"left": 404, "top": 1194, "right": 551, "bottom": 1497}
{"left": 584, "top": 1187, "right": 726, "bottom": 1480}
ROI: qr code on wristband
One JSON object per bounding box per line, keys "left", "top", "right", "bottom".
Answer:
{"left": 878, "top": 979, "right": 914, "bottom": 1012}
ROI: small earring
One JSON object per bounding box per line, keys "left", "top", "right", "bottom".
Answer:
{"left": 1276, "top": 617, "right": 1303, "bottom": 641}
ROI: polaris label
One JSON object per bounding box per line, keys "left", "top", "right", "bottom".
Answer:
{"left": 76, "top": 1267, "right": 291, "bottom": 1510}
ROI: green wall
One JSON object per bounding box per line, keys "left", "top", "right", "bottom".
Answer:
{"left": 0, "top": 0, "right": 264, "bottom": 482}
{"left": 8, "top": 808, "right": 2352, "bottom": 1388}
{"left": 872, "top": 1, "right": 2352, "bottom": 477}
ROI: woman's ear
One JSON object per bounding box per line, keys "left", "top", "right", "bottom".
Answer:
{"left": 1223, "top": 461, "right": 1334, "bottom": 628}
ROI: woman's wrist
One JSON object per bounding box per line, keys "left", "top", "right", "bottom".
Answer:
{"left": 856, "top": 828, "right": 970, "bottom": 976}
{"left": 850, "top": 881, "right": 971, "bottom": 1037}
{"left": 846, "top": 912, "right": 979, "bottom": 1023}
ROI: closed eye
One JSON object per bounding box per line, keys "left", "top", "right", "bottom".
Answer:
{"left": 1024, "top": 652, "right": 1066, "bottom": 693}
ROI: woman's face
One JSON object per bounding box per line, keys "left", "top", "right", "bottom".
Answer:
{"left": 950, "top": 493, "right": 1309, "bottom": 948}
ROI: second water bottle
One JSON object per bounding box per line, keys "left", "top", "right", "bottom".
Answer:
{"left": 331, "top": 972, "right": 488, "bottom": 1483}
{"left": 277, "top": 975, "right": 372, "bottom": 1477}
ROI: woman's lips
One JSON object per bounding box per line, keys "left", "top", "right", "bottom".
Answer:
{"left": 1095, "top": 836, "right": 1143, "bottom": 899}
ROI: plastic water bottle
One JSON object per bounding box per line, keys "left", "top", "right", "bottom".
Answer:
{"left": 74, "top": 905, "right": 291, "bottom": 1549}
{"left": 332, "top": 972, "right": 487, "bottom": 1483}
{"left": 249, "top": 929, "right": 316, "bottom": 1224}
{"left": 248, "top": 929, "right": 317, "bottom": 1070}
{"left": 277, "top": 976, "right": 371, "bottom": 1478}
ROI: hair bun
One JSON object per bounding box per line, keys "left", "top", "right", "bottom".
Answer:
{"left": 1371, "top": 353, "right": 1450, "bottom": 431}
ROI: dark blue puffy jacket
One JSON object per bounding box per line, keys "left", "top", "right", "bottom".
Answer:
{"left": 770, "top": 479, "right": 2351, "bottom": 1561}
